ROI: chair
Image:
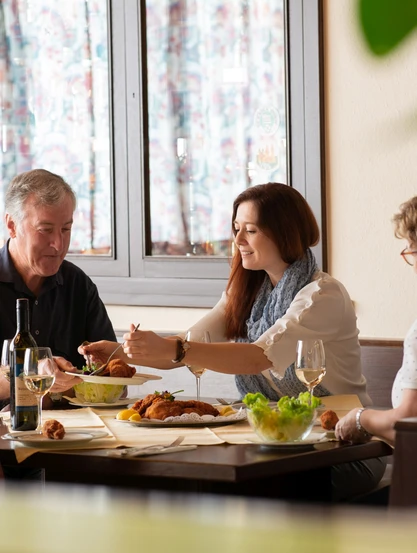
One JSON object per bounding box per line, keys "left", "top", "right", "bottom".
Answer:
{"left": 389, "top": 417, "right": 417, "bottom": 507}
{"left": 360, "top": 342, "right": 403, "bottom": 409}
{"left": 347, "top": 342, "right": 403, "bottom": 506}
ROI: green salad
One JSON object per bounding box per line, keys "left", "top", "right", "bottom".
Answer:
{"left": 243, "top": 392, "right": 321, "bottom": 442}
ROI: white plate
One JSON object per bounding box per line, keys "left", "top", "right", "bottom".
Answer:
{"left": 252, "top": 433, "right": 327, "bottom": 451}
{"left": 64, "top": 396, "right": 141, "bottom": 408}
{"left": 1, "top": 430, "right": 97, "bottom": 448}
{"left": 117, "top": 409, "right": 247, "bottom": 428}
{"left": 65, "top": 371, "right": 162, "bottom": 386}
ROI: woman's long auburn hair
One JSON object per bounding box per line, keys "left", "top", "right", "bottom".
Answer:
{"left": 224, "top": 183, "right": 320, "bottom": 339}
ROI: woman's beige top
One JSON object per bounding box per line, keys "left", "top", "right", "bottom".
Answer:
{"left": 188, "top": 271, "right": 372, "bottom": 406}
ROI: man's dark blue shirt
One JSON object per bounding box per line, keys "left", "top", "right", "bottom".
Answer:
{"left": 0, "top": 241, "right": 116, "bottom": 370}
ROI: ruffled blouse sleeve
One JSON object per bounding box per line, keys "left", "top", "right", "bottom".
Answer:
{"left": 182, "top": 292, "right": 229, "bottom": 343}
{"left": 254, "top": 273, "right": 351, "bottom": 379}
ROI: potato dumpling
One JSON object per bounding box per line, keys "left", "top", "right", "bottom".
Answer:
{"left": 116, "top": 408, "right": 138, "bottom": 420}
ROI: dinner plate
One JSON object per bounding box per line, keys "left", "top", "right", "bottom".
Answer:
{"left": 117, "top": 409, "right": 247, "bottom": 428}
{"left": 64, "top": 396, "right": 141, "bottom": 408}
{"left": 65, "top": 371, "right": 162, "bottom": 386}
{"left": 1, "top": 430, "right": 97, "bottom": 448}
{"left": 252, "top": 433, "right": 328, "bottom": 452}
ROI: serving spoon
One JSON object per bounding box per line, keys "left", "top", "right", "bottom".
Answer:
{"left": 89, "top": 322, "right": 141, "bottom": 376}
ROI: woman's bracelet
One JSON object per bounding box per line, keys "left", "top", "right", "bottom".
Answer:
{"left": 171, "top": 338, "right": 190, "bottom": 364}
{"left": 355, "top": 407, "right": 372, "bottom": 438}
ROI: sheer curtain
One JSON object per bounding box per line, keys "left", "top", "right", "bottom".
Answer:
{"left": 147, "top": 0, "right": 287, "bottom": 256}
{"left": 0, "top": 0, "right": 111, "bottom": 255}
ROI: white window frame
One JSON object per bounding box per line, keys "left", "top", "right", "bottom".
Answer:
{"left": 72, "top": 0, "right": 325, "bottom": 308}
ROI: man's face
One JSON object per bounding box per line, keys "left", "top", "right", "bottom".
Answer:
{"left": 7, "top": 194, "right": 74, "bottom": 279}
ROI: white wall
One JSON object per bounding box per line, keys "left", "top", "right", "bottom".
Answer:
{"left": 324, "top": 0, "right": 417, "bottom": 339}
{"left": 106, "top": 0, "right": 417, "bottom": 342}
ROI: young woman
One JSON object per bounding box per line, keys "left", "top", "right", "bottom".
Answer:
{"left": 83, "top": 182, "right": 370, "bottom": 404}
{"left": 82, "top": 182, "right": 385, "bottom": 501}
{"left": 336, "top": 195, "right": 417, "bottom": 446}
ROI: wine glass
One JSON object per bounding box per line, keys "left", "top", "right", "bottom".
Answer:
{"left": 23, "top": 347, "right": 56, "bottom": 433}
{"left": 185, "top": 329, "right": 210, "bottom": 401}
{"left": 295, "top": 339, "right": 326, "bottom": 404}
{"left": 1, "top": 339, "right": 12, "bottom": 382}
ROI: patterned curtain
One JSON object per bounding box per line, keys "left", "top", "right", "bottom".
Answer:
{"left": 0, "top": 0, "right": 111, "bottom": 255}
{"left": 147, "top": 0, "right": 286, "bottom": 255}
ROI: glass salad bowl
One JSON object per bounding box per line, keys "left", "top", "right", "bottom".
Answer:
{"left": 244, "top": 392, "right": 320, "bottom": 443}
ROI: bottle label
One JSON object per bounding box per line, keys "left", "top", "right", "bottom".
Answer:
{"left": 14, "top": 362, "right": 38, "bottom": 409}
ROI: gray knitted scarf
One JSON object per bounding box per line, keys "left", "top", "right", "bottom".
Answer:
{"left": 235, "top": 249, "right": 329, "bottom": 401}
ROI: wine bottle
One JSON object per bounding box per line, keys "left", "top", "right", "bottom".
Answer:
{"left": 10, "top": 298, "right": 38, "bottom": 431}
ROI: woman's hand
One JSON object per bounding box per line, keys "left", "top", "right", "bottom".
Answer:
{"left": 50, "top": 356, "right": 82, "bottom": 392}
{"left": 335, "top": 408, "right": 369, "bottom": 444}
{"left": 78, "top": 340, "right": 120, "bottom": 365}
{"left": 123, "top": 325, "right": 176, "bottom": 363}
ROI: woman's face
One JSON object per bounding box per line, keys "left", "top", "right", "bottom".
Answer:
{"left": 233, "top": 201, "right": 289, "bottom": 286}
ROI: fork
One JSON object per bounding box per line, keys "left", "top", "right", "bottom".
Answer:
{"left": 119, "top": 436, "right": 185, "bottom": 457}
{"left": 216, "top": 398, "right": 242, "bottom": 406}
{"left": 89, "top": 322, "right": 140, "bottom": 376}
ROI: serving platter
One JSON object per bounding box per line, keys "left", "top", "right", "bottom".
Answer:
{"left": 65, "top": 371, "right": 162, "bottom": 386}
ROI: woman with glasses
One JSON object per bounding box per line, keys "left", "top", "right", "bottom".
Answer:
{"left": 336, "top": 195, "right": 417, "bottom": 445}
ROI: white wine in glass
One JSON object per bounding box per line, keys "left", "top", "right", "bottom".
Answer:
{"left": 1, "top": 339, "right": 12, "bottom": 382}
{"left": 23, "top": 347, "right": 56, "bottom": 433}
{"left": 295, "top": 339, "right": 326, "bottom": 404}
{"left": 185, "top": 329, "right": 210, "bottom": 401}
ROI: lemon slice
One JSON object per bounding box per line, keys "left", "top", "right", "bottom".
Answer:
{"left": 218, "top": 406, "right": 236, "bottom": 417}
{"left": 116, "top": 408, "right": 138, "bottom": 420}
{"left": 129, "top": 413, "right": 142, "bottom": 422}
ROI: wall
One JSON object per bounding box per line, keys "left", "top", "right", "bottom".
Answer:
{"left": 106, "top": 0, "right": 417, "bottom": 341}
{"left": 324, "top": 0, "right": 417, "bottom": 339}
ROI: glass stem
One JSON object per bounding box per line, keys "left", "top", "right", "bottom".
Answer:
{"left": 36, "top": 395, "right": 43, "bottom": 433}
{"left": 196, "top": 376, "right": 201, "bottom": 401}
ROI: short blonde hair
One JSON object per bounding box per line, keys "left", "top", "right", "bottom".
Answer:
{"left": 393, "top": 196, "right": 417, "bottom": 244}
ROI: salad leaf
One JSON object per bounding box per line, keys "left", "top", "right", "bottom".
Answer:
{"left": 81, "top": 362, "right": 101, "bottom": 375}
{"left": 154, "top": 390, "right": 184, "bottom": 401}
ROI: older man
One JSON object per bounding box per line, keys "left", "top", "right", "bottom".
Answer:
{"left": 0, "top": 169, "right": 116, "bottom": 406}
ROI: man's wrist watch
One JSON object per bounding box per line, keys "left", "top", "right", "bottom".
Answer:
{"left": 355, "top": 408, "right": 372, "bottom": 438}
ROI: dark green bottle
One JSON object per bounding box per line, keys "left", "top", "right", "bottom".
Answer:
{"left": 10, "top": 298, "right": 38, "bottom": 431}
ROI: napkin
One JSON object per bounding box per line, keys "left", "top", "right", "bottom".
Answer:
{"left": 99, "top": 412, "right": 225, "bottom": 447}
{"left": 319, "top": 394, "right": 363, "bottom": 418}
{"left": 106, "top": 445, "right": 198, "bottom": 457}
{"left": 3, "top": 408, "right": 118, "bottom": 463}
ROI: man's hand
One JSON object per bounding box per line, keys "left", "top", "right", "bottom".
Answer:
{"left": 50, "top": 356, "right": 82, "bottom": 392}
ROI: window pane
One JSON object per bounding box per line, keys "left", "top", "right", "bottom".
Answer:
{"left": 0, "top": 0, "right": 112, "bottom": 256}
{"left": 146, "top": 0, "right": 287, "bottom": 257}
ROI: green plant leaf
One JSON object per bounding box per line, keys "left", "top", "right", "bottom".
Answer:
{"left": 359, "top": 0, "right": 417, "bottom": 56}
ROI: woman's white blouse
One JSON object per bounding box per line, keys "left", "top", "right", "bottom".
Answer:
{"left": 392, "top": 319, "right": 417, "bottom": 408}
{"left": 189, "top": 271, "right": 371, "bottom": 406}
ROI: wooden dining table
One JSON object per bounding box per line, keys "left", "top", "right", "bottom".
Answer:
{"left": 0, "top": 398, "right": 393, "bottom": 503}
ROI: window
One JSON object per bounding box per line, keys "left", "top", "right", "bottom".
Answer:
{"left": 1, "top": 0, "right": 324, "bottom": 307}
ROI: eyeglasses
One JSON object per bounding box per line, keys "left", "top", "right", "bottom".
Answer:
{"left": 400, "top": 248, "right": 417, "bottom": 265}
